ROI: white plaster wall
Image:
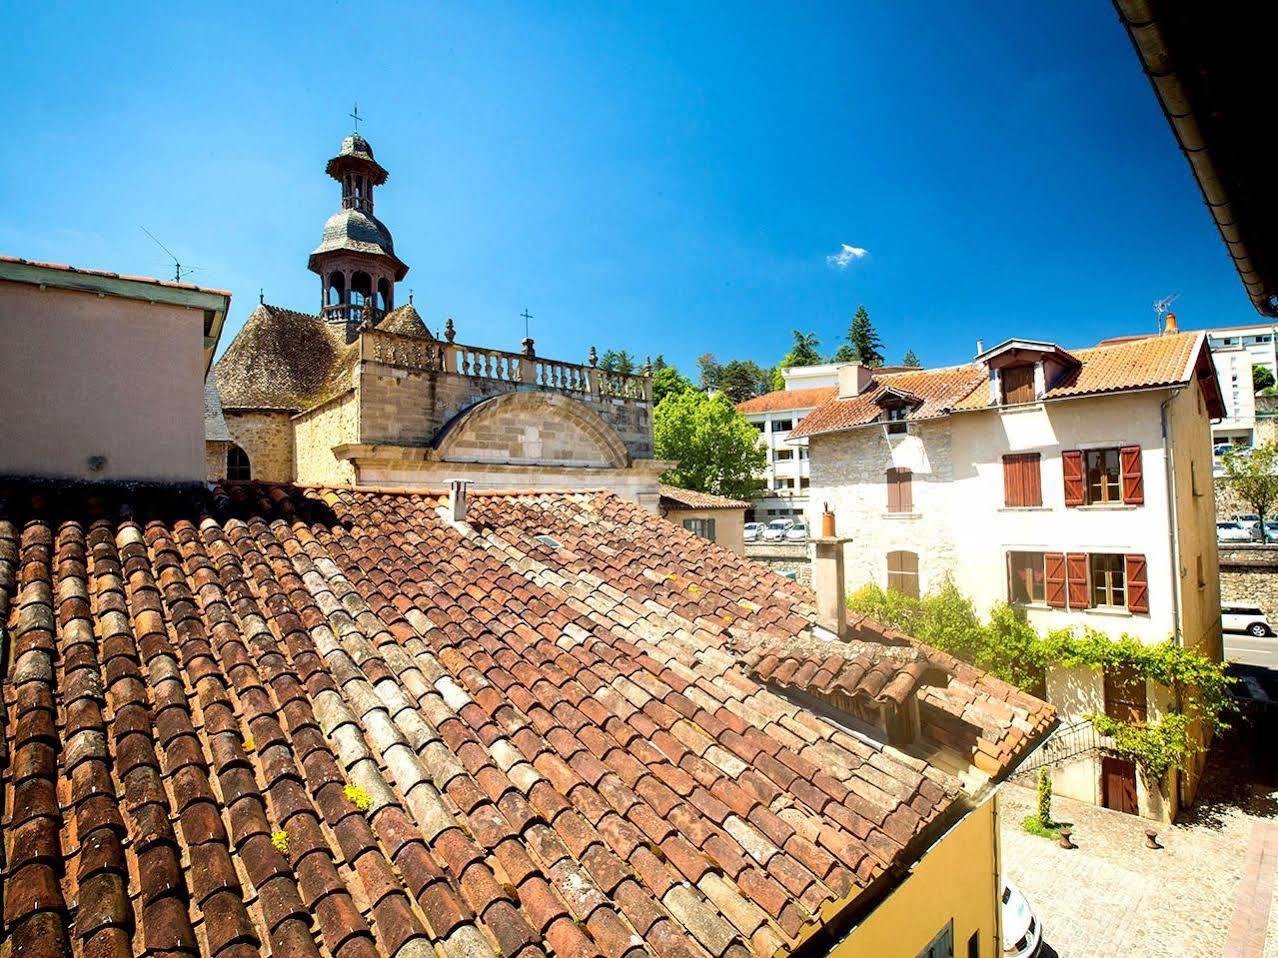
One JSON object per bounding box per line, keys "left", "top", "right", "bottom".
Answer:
{"left": 0, "top": 280, "right": 205, "bottom": 482}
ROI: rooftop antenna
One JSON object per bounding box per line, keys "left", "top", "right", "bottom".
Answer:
{"left": 1153, "top": 293, "right": 1180, "bottom": 333}
{"left": 140, "top": 226, "right": 199, "bottom": 282}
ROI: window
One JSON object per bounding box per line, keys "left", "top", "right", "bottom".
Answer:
{"left": 799, "top": 477, "right": 810, "bottom": 490}
{"left": 967, "top": 931, "right": 979, "bottom": 958}
{"left": 884, "top": 406, "right": 909, "bottom": 435}
{"left": 1104, "top": 664, "right": 1147, "bottom": 724}
{"left": 1085, "top": 448, "right": 1121, "bottom": 503}
{"left": 682, "top": 518, "right": 716, "bottom": 542}
{"left": 916, "top": 920, "right": 954, "bottom": 958}
{"left": 774, "top": 448, "right": 795, "bottom": 461}
{"left": 1090, "top": 553, "right": 1126, "bottom": 608}
{"left": 887, "top": 551, "right": 920, "bottom": 598}
{"left": 227, "top": 444, "right": 252, "bottom": 481}
{"left": 1001, "top": 364, "right": 1036, "bottom": 404}
{"left": 1008, "top": 551, "right": 1046, "bottom": 604}
{"left": 886, "top": 467, "right": 913, "bottom": 513}
{"left": 754, "top": 421, "right": 766, "bottom": 432}
{"left": 799, "top": 447, "right": 809, "bottom": 459}
{"left": 772, "top": 419, "right": 793, "bottom": 432}
{"left": 1002, "top": 453, "right": 1042, "bottom": 507}
{"left": 1063, "top": 446, "right": 1143, "bottom": 506}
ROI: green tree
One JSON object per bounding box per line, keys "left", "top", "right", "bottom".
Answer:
{"left": 599, "top": 349, "right": 635, "bottom": 374}
{"left": 1254, "top": 366, "right": 1275, "bottom": 393}
{"left": 847, "top": 305, "right": 884, "bottom": 366}
{"left": 780, "top": 330, "right": 822, "bottom": 368}
{"left": 718, "top": 360, "right": 772, "bottom": 404}
{"left": 650, "top": 354, "right": 668, "bottom": 372}
{"left": 696, "top": 353, "right": 722, "bottom": 390}
{"left": 652, "top": 365, "right": 693, "bottom": 406}
{"left": 903, "top": 349, "right": 921, "bottom": 367}
{"left": 1222, "top": 442, "right": 1278, "bottom": 542}
{"left": 654, "top": 390, "right": 766, "bottom": 499}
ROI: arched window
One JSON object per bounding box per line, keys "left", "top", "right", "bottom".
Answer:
{"left": 327, "top": 272, "right": 346, "bottom": 306}
{"left": 227, "top": 444, "right": 252, "bottom": 481}
{"left": 886, "top": 550, "right": 919, "bottom": 598}
{"left": 350, "top": 271, "right": 372, "bottom": 309}
{"left": 376, "top": 278, "right": 391, "bottom": 311}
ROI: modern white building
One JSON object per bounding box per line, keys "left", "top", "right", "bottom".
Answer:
{"left": 794, "top": 333, "right": 1225, "bottom": 821}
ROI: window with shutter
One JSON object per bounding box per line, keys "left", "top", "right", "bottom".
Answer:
{"left": 1007, "top": 551, "right": 1046, "bottom": 604}
{"left": 1045, "top": 553, "right": 1067, "bottom": 607}
{"left": 886, "top": 551, "right": 920, "bottom": 598}
{"left": 1089, "top": 553, "right": 1126, "bottom": 608}
{"left": 1125, "top": 553, "right": 1148, "bottom": 613}
{"left": 1002, "top": 453, "right": 1042, "bottom": 507}
{"left": 1067, "top": 552, "right": 1090, "bottom": 608}
{"left": 886, "top": 467, "right": 913, "bottom": 513}
{"left": 1001, "top": 364, "right": 1036, "bottom": 404}
{"left": 1120, "top": 446, "right": 1144, "bottom": 504}
{"left": 1062, "top": 450, "right": 1085, "bottom": 506}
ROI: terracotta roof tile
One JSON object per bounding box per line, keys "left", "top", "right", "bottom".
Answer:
{"left": 791, "top": 366, "right": 985, "bottom": 438}
{"left": 0, "top": 480, "right": 1052, "bottom": 958}
{"left": 657, "top": 485, "right": 749, "bottom": 510}
{"left": 735, "top": 386, "right": 837, "bottom": 416}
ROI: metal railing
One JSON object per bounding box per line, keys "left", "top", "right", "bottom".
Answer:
{"left": 1009, "top": 718, "right": 1105, "bottom": 780}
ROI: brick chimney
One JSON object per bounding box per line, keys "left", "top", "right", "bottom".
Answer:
{"left": 1164, "top": 312, "right": 1179, "bottom": 333}
{"left": 812, "top": 506, "right": 852, "bottom": 636}
{"left": 837, "top": 363, "right": 874, "bottom": 399}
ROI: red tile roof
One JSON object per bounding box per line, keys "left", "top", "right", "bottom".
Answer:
{"left": 657, "top": 484, "right": 750, "bottom": 510}
{"left": 790, "top": 367, "right": 986, "bottom": 438}
{"left": 735, "top": 386, "right": 836, "bottom": 416}
{"left": 794, "top": 332, "right": 1222, "bottom": 437}
{"left": 0, "top": 481, "right": 1050, "bottom": 958}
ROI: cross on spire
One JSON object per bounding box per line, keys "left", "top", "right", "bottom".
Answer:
{"left": 350, "top": 102, "right": 364, "bottom": 133}
{"left": 520, "top": 307, "right": 534, "bottom": 339}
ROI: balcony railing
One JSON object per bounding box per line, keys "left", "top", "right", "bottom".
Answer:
{"left": 324, "top": 303, "right": 385, "bottom": 325}
{"left": 358, "top": 327, "right": 652, "bottom": 403}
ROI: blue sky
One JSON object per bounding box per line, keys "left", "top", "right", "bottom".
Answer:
{"left": 3, "top": 1, "right": 1254, "bottom": 373}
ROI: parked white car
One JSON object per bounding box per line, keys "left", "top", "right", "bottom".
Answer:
{"left": 743, "top": 522, "right": 762, "bottom": 543}
{"left": 784, "top": 522, "right": 809, "bottom": 542}
{"left": 1234, "top": 513, "right": 1262, "bottom": 532}
{"left": 1002, "top": 881, "right": 1044, "bottom": 958}
{"left": 761, "top": 518, "right": 794, "bottom": 542}
{"left": 1222, "top": 604, "right": 1278, "bottom": 670}
{"left": 1218, "top": 521, "right": 1253, "bottom": 542}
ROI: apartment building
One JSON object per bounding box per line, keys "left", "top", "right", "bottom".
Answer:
{"left": 794, "top": 332, "right": 1225, "bottom": 820}
{"left": 735, "top": 365, "right": 838, "bottom": 522}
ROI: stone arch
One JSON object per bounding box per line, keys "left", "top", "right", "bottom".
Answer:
{"left": 434, "top": 391, "right": 629, "bottom": 468}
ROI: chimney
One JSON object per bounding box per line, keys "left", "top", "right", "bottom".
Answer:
{"left": 1164, "top": 312, "right": 1179, "bottom": 334}
{"left": 811, "top": 506, "right": 851, "bottom": 636}
{"left": 448, "top": 479, "right": 471, "bottom": 522}
{"left": 837, "top": 362, "right": 874, "bottom": 399}
{"left": 976, "top": 338, "right": 985, "bottom": 356}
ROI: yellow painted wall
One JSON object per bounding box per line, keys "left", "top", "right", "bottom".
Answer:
{"left": 832, "top": 795, "right": 1001, "bottom": 958}
{"left": 660, "top": 507, "right": 746, "bottom": 554}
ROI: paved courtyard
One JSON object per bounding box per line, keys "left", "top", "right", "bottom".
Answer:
{"left": 1000, "top": 733, "right": 1278, "bottom": 958}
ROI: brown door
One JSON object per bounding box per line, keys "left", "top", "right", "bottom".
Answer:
{"left": 1101, "top": 756, "right": 1139, "bottom": 815}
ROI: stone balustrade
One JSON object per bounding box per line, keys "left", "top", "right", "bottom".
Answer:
{"left": 359, "top": 327, "right": 651, "bottom": 402}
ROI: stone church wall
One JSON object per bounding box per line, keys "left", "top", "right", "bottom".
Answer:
{"left": 294, "top": 392, "right": 357, "bottom": 486}
{"left": 223, "top": 411, "right": 294, "bottom": 483}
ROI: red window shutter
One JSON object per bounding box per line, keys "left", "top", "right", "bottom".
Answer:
{"left": 900, "top": 468, "right": 913, "bottom": 512}
{"left": 1025, "top": 454, "right": 1042, "bottom": 506}
{"left": 1121, "top": 446, "right": 1144, "bottom": 504}
{"left": 886, "top": 469, "right": 899, "bottom": 513}
{"left": 1125, "top": 553, "right": 1149, "bottom": 614}
{"left": 1003, "top": 457, "right": 1015, "bottom": 506}
{"left": 1066, "top": 552, "right": 1090, "bottom": 609}
{"left": 1004, "top": 453, "right": 1042, "bottom": 507}
{"left": 1045, "top": 553, "right": 1066, "bottom": 608}
{"left": 1062, "top": 450, "right": 1085, "bottom": 506}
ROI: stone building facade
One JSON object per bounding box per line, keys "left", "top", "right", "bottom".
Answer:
{"left": 208, "top": 133, "right": 666, "bottom": 505}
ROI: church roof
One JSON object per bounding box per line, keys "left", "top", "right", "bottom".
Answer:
{"left": 214, "top": 303, "right": 356, "bottom": 412}
{"left": 326, "top": 133, "right": 389, "bottom": 185}
{"left": 308, "top": 209, "right": 409, "bottom": 280}
{"left": 203, "top": 371, "right": 231, "bottom": 441}
{"left": 0, "top": 479, "right": 1053, "bottom": 958}
{"left": 379, "top": 303, "right": 434, "bottom": 339}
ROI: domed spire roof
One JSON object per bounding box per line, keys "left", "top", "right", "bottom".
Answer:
{"left": 307, "top": 208, "right": 408, "bottom": 280}
{"left": 325, "top": 133, "right": 387, "bottom": 184}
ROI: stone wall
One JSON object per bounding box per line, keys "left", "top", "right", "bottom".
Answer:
{"left": 1219, "top": 545, "right": 1278, "bottom": 620}
{"left": 223, "top": 410, "right": 294, "bottom": 483}
{"left": 356, "top": 362, "right": 653, "bottom": 459}
{"left": 744, "top": 543, "right": 812, "bottom": 584}
{"left": 440, "top": 391, "right": 627, "bottom": 467}
{"left": 808, "top": 420, "right": 957, "bottom": 595}
{"left": 205, "top": 440, "right": 230, "bottom": 482}
{"left": 294, "top": 392, "right": 357, "bottom": 486}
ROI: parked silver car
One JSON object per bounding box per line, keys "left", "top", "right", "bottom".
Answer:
{"left": 761, "top": 518, "right": 794, "bottom": 542}
{"left": 1223, "top": 604, "right": 1278, "bottom": 669}
{"left": 1218, "top": 520, "right": 1252, "bottom": 542}
{"left": 784, "top": 522, "right": 809, "bottom": 542}
{"left": 743, "top": 522, "right": 762, "bottom": 543}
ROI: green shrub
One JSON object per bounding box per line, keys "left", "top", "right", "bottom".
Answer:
{"left": 1036, "top": 768, "right": 1052, "bottom": 828}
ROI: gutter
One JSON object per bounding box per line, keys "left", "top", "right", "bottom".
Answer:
{"left": 1160, "top": 388, "right": 1184, "bottom": 646}
{"left": 1113, "top": 0, "right": 1277, "bottom": 316}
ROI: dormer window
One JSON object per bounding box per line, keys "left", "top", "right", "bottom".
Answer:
{"left": 884, "top": 406, "right": 909, "bottom": 434}
{"left": 1001, "top": 364, "right": 1036, "bottom": 404}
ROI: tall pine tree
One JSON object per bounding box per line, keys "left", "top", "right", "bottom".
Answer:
{"left": 848, "top": 306, "right": 884, "bottom": 367}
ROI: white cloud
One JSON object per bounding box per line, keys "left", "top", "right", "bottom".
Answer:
{"left": 826, "top": 243, "right": 868, "bottom": 268}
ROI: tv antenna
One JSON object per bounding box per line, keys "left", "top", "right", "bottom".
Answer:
{"left": 1153, "top": 293, "right": 1180, "bottom": 333}
{"left": 140, "top": 226, "right": 199, "bottom": 282}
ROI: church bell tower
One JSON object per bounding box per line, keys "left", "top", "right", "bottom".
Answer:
{"left": 308, "top": 120, "right": 409, "bottom": 340}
